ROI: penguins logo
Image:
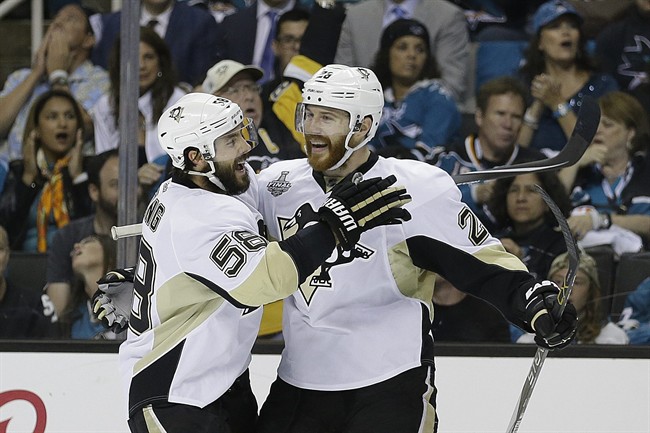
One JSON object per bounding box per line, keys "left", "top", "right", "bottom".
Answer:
{"left": 280, "top": 203, "right": 374, "bottom": 305}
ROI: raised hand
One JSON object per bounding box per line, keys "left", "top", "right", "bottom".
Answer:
{"left": 67, "top": 129, "right": 84, "bottom": 180}
{"left": 45, "top": 28, "right": 73, "bottom": 75}
{"left": 318, "top": 173, "right": 411, "bottom": 250}
{"left": 21, "top": 130, "right": 40, "bottom": 186}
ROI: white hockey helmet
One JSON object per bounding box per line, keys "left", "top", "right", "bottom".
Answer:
{"left": 296, "top": 64, "right": 383, "bottom": 170}
{"left": 158, "top": 92, "right": 257, "bottom": 169}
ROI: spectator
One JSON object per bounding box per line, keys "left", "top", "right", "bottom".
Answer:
{"left": 435, "top": 76, "right": 544, "bottom": 232}
{"left": 91, "top": 0, "right": 218, "bottom": 87}
{"left": 0, "top": 90, "right": 92, "bottom": 252}
{"left": 92, "top": 27, "right": 187, "bottom": 200}
{"left": 474, "top": 0, "right": 546, "bottom": 41}
{"left": 205, "top": 0, "right": 239, "bottom": 23}
{"left": 432, "top": 275, "right": 511, "bottom": 343}
{"left": 564, "top": 91, "right": 650, "bottom": 250}
{"left": 517, "top": 0, "right": 618, "bottom": 155}
{"left": 595, "top": 0, "right": 650, "bottom": 92}
{"left": 200, "top": 60, "right": 304, "bottom": 172}
{"left": 487, "top": 171, "right": 570, "bottom": 279}
{"left": 45, "top": 150, "right": 118, "bottom": 319}
{"left": 335, "top": 0, "right": 470, "bottom": 102}
{"left": 261, "top": 8, "right": 310, "bottom": 103}
{"left": 514, "top": 251, "right": 629, "bottom": 344}
{"left": 0, "top": 4, "right": 109, "bottom": 165}
{"left": 618, "top": 276, "right": 650, "bottom": 344}
{"left": 216, "top": 0, "right": 300, "bottom": 84}
{"left": 263, "top": 1, "right": 347, "bottom": 149}
{"left": 66, "top": 234, "right": 117, "bottom": 339}
{"left": 369, "top": 18, "right": 461, "bottom": 161}
{"left": 0, "top": 226, "right": 58, "bottom": 339}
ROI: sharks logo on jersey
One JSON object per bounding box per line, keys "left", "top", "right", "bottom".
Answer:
{"left": 278, "top": 203, "right": 375, "bottom": 305}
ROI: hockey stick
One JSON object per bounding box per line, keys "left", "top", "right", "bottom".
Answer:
{"left": 505, "top": 185, "right": 580, "bottom": 433}
{"left": 453, "top": 96, "right": 600, "bottom": 185}
{"left": 111, "top": 223, "right": 143, "bottom": 240}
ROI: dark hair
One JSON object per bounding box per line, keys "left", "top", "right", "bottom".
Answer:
{"left": 372, "top": 18, "right": 439, "bottom": 89}
{"left": 22, "top": 89, "right": 85, "bottom": 149}
{"left": 275, "top": 8, "right": 310, "bottom": 40}
{"left": 108, "top": 26, "right": 178, "bottom": 128}
{"left": 476, "top": 76, "right": 527, "bottom": 114}
{"left": 87, "top": 149, "right": 119, "bottom": 187}
{"left": 520, "top": 16, "right": 595, "bottom": 82}
{"left": 64, "top": 234, "right": 117, "bottom": 330}
{"left": 487, "top": 169, "right": 571, "bottom": 229}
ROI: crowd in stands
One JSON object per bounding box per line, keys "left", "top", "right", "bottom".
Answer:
{"left": 0, "top": 0, "right": 649, "bottom": 344}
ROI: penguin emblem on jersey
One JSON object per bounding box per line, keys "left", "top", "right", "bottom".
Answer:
{"left": 279, "top": 203, "right": 375, "bottom": 305}
{"left": 266, "top": 171, "right": 292, "bottom": 196}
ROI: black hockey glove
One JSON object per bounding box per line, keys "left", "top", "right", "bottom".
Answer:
{"left": 524, "top": 280, "right": 578, "bottom": 350}
{"left": 91, "top": 268, "right": 135, "bottom": 334}
{"left": 318, "top": 173, "right": 411, "bottom": 250}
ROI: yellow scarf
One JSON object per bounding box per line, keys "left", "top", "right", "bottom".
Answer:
{"left": 36, "top": 149, "right": 70, "bottom": 252}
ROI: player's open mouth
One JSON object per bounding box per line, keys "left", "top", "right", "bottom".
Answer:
{"left": 309, "top": 140, "right": 328, "bottom": 153}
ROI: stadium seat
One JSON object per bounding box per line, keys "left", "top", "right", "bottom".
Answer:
{"left": 5, "top": 252, "right": 48, "bottom": 293}
{"left": 583, "top": 245, "right": 616, "bottom": 317}
{"left": 610, "top": 252, "right": 650, "bottom": 322}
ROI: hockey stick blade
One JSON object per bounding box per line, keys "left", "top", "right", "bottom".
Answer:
{"left": 453, "top": 95, "right": 600, "bottom": 185}
{"left": 505, "top": 186, "right": 580, "bottom": 433}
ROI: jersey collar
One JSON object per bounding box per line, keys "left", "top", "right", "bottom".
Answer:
{"left": 312, "top": 152, "right": 379, "bottom": 192}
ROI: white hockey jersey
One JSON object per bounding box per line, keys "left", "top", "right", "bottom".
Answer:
{"left": 256, "top": 153, "right": 535, "bottom": 390}
{"left": 119, "top": 173, "right": 301, "bottom": 414}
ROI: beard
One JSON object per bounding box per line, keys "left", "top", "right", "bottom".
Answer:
{"left": 213, "top": 155, "right": 250, "bottom": 195}
{"left": 305, "top": 133, "right": 347, "bottom": 172}
{"left": 96, "top": 196, "right": 118, "bottom": 220}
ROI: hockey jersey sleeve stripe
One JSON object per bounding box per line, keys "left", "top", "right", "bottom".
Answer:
{"left": 406, "top": 235, "right": 534, "bottom": 329}
{"left": 189, "top": 242, "right": 301, "bottom": 308}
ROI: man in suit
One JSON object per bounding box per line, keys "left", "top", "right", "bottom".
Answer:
{"left": 215, "top": 0, "right": 298, "bottom": 84}
{"left": 91, "top": 0, "right": 218, "bottom": 87}
{"left": 334, "top": 0, "right": 470, "bottom": 102}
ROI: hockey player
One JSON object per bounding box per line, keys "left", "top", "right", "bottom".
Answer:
{"left": 253, "top": 65, "right": 578, "bottom": 433}
{"left": 116, "top": 93, "right": 411, "bottom": 433}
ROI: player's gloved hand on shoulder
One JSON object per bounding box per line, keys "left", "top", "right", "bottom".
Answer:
{"left": 92, "top": 267, "right": 135, "bottom": 334}
{"left": 524, "top": 280, "right": 577, "bottom": 350}
{"left": 318, "top": 173, "right": 411, "bottom": 250}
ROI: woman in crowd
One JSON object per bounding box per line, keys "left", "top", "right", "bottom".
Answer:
{"left": 488, "top": 171, "right": 571, "bottom": 279}
{"left": 517, "top": 0, "right": 617, "bottom": 154}
{"left": 370, "top": 18, "right": 461, "bottom": 161}
{"left": 65, "top": 234, "right": 117, "bottom": 339}
{"left": 562, "top": 91, "right": 650, "bottom": 247}
{"left": 514, "top": 251, "right": 629, "bottom": 345}
{"left": 0, "top": 90, "right": 91, "bottom": 251}
{"left": 92, "top": 27, "right": 186, "bottom": 197}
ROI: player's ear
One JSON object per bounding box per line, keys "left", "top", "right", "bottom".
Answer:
{"left": 353, "top": 116, "right": 372, "bottom": 134}
{"left": 183, "top": 147, "right": 201, "bottom": 168}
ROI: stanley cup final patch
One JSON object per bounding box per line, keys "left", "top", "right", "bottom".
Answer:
{"left": 267, "top": 171, "right": 292, "bottom": 197}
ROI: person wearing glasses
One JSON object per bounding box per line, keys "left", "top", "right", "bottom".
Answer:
{"left": 200, "top": 59, "right": 305, "bottom": 174}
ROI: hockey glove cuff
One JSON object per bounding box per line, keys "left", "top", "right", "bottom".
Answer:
{"left": 524, "top": 280, "right": 578, "bottom": 350}
{"left": 318, "top": 173, "right": 411, "bottom": 250}
{"left": 92, "top": 268, "right": 135, "bottom": 334}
